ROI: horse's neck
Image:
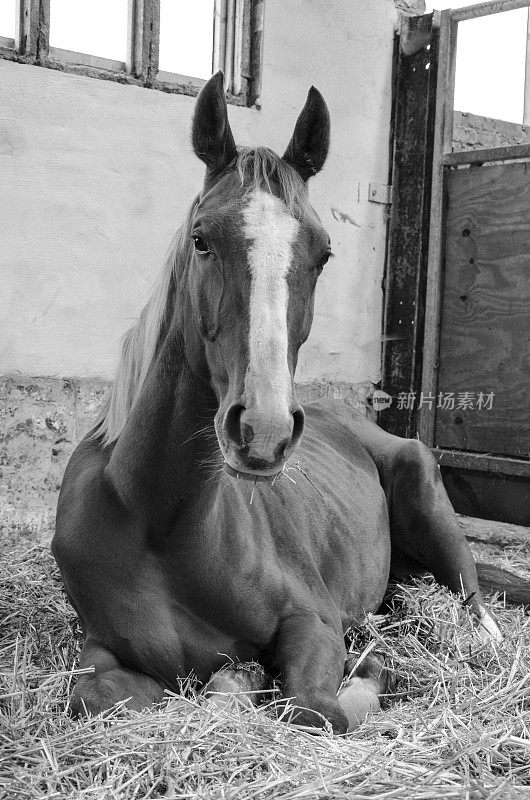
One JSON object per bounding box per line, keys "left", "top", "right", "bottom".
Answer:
{"left": 105, "top": 331, "right": 218, "bottom": 526}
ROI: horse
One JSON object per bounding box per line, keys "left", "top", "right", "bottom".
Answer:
{"left": 52, "top": 72, "right": 530, "bottom": 734}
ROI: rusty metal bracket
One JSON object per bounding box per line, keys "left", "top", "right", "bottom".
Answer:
{"left": 368, "top": 182, "right": 393, "bottom": 205}
{"left": 400, "top": 13, "right": 435, "bottom": 56}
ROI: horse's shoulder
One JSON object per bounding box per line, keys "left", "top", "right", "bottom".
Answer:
{"left": 59, "top": 437, "right": 110, "bottom": 500}
{"left": 54, "top": 437, "right": 117, "bottom": 554}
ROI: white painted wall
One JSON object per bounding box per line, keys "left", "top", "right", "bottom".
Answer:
{"left": 0, "top": 0, "right": 397, "bottom": 385}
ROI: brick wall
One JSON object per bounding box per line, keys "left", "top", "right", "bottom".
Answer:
{"left": 453, "top": 111, "right": 529, "bottom": 150}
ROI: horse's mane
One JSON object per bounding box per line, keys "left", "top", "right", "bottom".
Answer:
{"left": 92, "top": 147, "right": 307, "bottom": 447}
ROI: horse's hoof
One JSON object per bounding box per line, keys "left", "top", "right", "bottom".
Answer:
{"left": 338, "top": 653, "right": 387, "bottom": 731}
{"left": 204, "top": 680, "right": 253, "bottom": 709}
{"left": 337, "top": 676, "right": 380, "bottom": 731}
{"left": 475, "top": 606, "right": 503, "bottom": 644}
{"left": 344, "top": 652, "right": 395, "bottom": 693}
{"left": 203, "top": 666, "right": 265, "bottom": 710}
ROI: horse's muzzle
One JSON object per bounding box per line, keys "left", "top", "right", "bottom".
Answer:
{"left": 221, "top": 401, "right": 305, "bottom": 475}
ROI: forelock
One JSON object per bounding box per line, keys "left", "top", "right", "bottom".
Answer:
{"left": 235, "top": 147, "right": 308, "bottom": 217}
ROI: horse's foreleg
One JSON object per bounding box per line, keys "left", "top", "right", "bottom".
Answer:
{"left": 388, "top": 440, "right": 501, "bottom": 641}
{"left": 274, "top": 612, "right": 349, "bottom": 734}
{"left": 70, "top": 638, "right": 165, "bottom": 717}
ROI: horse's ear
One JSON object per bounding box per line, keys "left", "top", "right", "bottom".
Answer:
{"left": 283, "top": 87, "right": 330, "bottom": 181}
{"left": 192, "top": 71, "right": 237, "bottom": 174}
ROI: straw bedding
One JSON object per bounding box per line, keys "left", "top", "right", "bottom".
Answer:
{"left": 1, "top": 523, "right": 529, "bottom": 800}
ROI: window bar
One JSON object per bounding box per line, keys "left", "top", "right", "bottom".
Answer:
{"left": 523, "top": 8, "right": 530, "bottom": 125}
{"left": 213, "top": 0, "right": 227, "bottom": 74}
{"left": 223, "top": 0, "right": 235, "bottom": 92}
{"left": 232, "top": 0, "right": 244, "bottom": 96}
{"left": 441, "top": 18, "right": 458, "bottom": 156}
{"left": 239, "top": 0, "right": 252, "bottom": 99}
{"left": 16, "top": 0, "right": 38, "bottom": 56}
{"left": 37, "top": 0, "right": 49, "bottom": 60}
{"left": 127, "top": 0, "right": 160, "bottom": 85}
{"left": 249, "top": 0, "right": 264, "bottom": 106}
{"left": 16, "top": 0, "right": 48, "bottom": 60}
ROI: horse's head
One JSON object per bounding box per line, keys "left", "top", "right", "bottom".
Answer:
{"left": 185, "top": 72, "right": 331, "bottom": 477}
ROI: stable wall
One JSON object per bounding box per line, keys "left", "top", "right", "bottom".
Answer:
{"left": 0, "top": 0, "right": 397, "bottom": 525}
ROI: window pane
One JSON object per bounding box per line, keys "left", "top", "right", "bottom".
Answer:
{"left": 159, "top": 0, "right": 215, "bottom": 79}
{"left": 454, "top": 9, "right": 527, "bottom": 124}
{"left": 424, "top": 2, "right": 527, "bottom": 125}
{"left": 50, "top": 0, "right": 128, "bottom": 62}
{"left": 0, "top": 0, "right": 16, "bottom": 39}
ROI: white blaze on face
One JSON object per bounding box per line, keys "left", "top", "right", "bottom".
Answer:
{"left": 243, "top": 190, "right": 299, "bottom": 410}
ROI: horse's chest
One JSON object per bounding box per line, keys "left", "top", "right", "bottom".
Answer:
{"left": 297, "top": 492, "right": 390, "bottom": 620}
{"left": 77, "top": 474, "right": 389, "bottom": 684}
{"left": 166, "top": 474, "right": 390, "bottom": 642}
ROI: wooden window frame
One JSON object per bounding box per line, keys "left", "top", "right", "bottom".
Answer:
{"left": 0, "top": 0, "right": 262, "bottom": 106}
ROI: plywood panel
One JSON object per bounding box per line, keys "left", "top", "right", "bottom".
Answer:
{"left": 435, "top": 161, "right": 530, "bottom": 458}
{"left": 442, "top": 469, "right": 530, "bottom": 526}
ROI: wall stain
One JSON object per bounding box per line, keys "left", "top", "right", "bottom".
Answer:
{"left": 331, "top": 208, "right": 361, "bottom": 227}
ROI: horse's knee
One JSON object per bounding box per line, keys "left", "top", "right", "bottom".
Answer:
{"left": 392, "top": 440, "right": 452, "bottom": 531}
{"left": 70, "top": 671, "right": 121, "bottom": 717}
{"left": 71, "top": 667, "right": 164, "bottom": 717}
{"left": 71, "top": 640, "right": 164, "bottom": 717}
{"left": 395, "top": 439, "right": 439, "bottom": 485}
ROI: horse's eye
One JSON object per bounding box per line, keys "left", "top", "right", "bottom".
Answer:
{"left": 192, "top": 234, "right": 210, "bottom": 255}
{"left": 317, "top": 248, "right": 333, "bottom": 270}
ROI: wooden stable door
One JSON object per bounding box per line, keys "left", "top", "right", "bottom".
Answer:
{"left": 435, "top": 161, "right": 530, "bottom": 460}
{"left": 381, "top": 5, "right": 530, "bottom": 525}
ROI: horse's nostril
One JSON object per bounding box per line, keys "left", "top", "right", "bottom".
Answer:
{"left": 292, "top": 407, "right": 305, "bottom": 443}
{"left": 225, "top": 404, "right": 245, "bottom": 446}
{"left": 274, "top": 438, "right": 290, "bottom": 461}
{"left": 242, "top": 423, "right": 254, "bottom": 444}
{"left": 225, "top": 402, "right": 304, "bottom": 465}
